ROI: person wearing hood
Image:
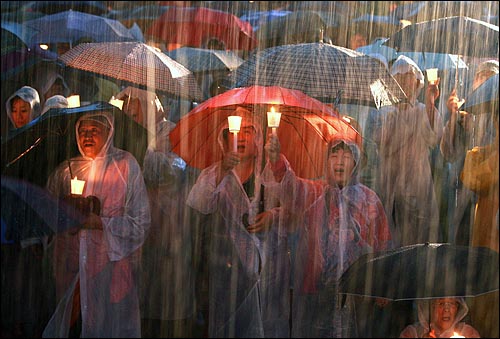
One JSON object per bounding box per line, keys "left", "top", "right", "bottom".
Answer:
{"left": 41, "top": 95, "right": 69, "bottom": 115}
{"left": 263, "top": 133, "right": 391, "bottom": 338}
{"left": 372, "top": 54, "right": 443, "bottom": 247}
{"left": 186, "top": 107, "right": 290, "bottom": 338}
{"left": 5, "top": 85, "right": 42, "bottom": 130}
{"left": 400, "top": 297, "right": 480, "bottom": 338}
{"left": 44, "top": 108, "right": 151, "bottom": 338}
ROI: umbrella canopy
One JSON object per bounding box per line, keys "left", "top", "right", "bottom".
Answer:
{"left": 23, "top": 10, "right": 137, "bottom": 47}
{"left": 58, "top": 41, "right": 204, "bottom": 101}
{"left": 239, "top": 9, "right": 292, "bottom": 31}
{"left": 169, "top": 85, "right": 361, "bottom": 179}
{"left": 1, "top": 102, "right": 151, "bottom": 188}
{"left": 167, "top": 46, "right": 244, "bottom": 73}
{"left": 229, "top": 42, "right": 407, "bottom": 109}
{"left": 146, "top": 6, "right": 258, "bottom": 51}
{"left": 338, "top": 243, "right": 499, "bottom": 300}
{"left": 1, "top": 175, "right": 86, "bottom": 242}
{"left": 460, "top": 73, "right": 499, "bottom": 115}
{"left": 384, "top": 16, "right": 499, "bottom": 59}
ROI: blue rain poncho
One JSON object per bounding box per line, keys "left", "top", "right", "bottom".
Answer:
{"left": 43, "top": 110, "right": 150, "bottom": 338}
{"left": 186, "top": 112, "right": 290, "bottom": 338}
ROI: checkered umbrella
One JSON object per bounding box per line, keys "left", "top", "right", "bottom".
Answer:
{"left": 229, "top": 42, "right": 407, "bottom": 109}
{"left": 59, "top": 42, "right": 204, "bottom": 101}
{"left": 167, "top": 46, "right": 244, "bottom": 73}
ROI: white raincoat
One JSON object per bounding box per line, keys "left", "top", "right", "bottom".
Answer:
{"left": 5, "top": 86, "right": 42, "bottom": 129}
{"left": 400, "top": 298, "right": 480, "bottom": 338}
{"left": 186, "top": 113, "right": 290, "bottom": 338}
{"left": 374, "top": 55, "right": 443, "bottom": 247}
{"left": 44, "top": 110, "right": 150, "bottom": 338}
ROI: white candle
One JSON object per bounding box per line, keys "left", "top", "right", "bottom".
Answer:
{"left": 109, "top": 96, "right": 124, "bottom": 110}
{"left": 67, "top": 95, "right": 80, "bottom": 108}
{"left": 267, "top": 107, "right": 281, "bottom": 137}
{"left": 228, "top": 116, "right": 242, "bottom": 152}
{"left": 426, "top": 68, "right": 439, "bottom": 85}
{"left": 71, "top": 176, "right": 85, "bottom": 195}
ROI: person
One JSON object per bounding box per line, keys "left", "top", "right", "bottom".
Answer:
{"left": 115, "top": 86, "right": 166, "bottom": 133}
{"left": 263, "top": 134, "right": 392, "bottom": 338}
{"left": 460, "top": 110, "right": 499, "bottom": 338}
{"left": 139, "top": 105, "right": 200, "bottom": 337}
{"left": 41, "top": 95, "right": 69, "bottom": 115}
{"left": 399, "top": 297, "right": 480, "bottom": 338}
{"left": 439, "top": 59, "right": 499, "bottom": 246}
{"left": 348, "top": 26, "right": 369, "bottom": 51}
{"left": 373, "top": 54, "right": 443, "bottom": 247}
{"left": 5, "top": 86, "right": 41, "bottom": 130}
{"left": 43, "top": 107, "right": 151, "bottom": 337}
{"left": 34, "top": 68, "right": 71, "bottom": 108}
{"left": 186, "top": 107, "right": 290, "bottom": 338}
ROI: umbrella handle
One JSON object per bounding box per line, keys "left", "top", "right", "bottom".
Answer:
{"left": 5, "top": 137, "right": 44, "bottom": 168}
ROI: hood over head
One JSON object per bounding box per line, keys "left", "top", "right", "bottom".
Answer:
{"left": 6, "top": 86, "right": 42, "bottom": 126}
{"left": 75, "top": 110, "right": 115, "bottom": 159}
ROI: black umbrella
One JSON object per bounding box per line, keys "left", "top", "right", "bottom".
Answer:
{"left": 338, "top": 243, "right": 499, "bottom": 301}
{"left": 1, "top": 101, "right": 151, "bottom": 188}
{"left": 384, "top": 16, "right": 499, "bottom": 59}
{"left": 1, "top": 175, "right": 87, "bottom": 242}
{"left": 460, "top": 73, "right": 499, "bottom": 115}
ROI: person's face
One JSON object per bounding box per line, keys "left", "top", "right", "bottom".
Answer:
{"left": 472, "top": 70, "right": 495, "bottom": 91}
{"left": 349, "top": 33, "right": 367, "bottom": 50}
{"left": 327, "top": 146, "right": 356, "bottom": 188}
{"left": 226, "top": 124, "right": 257, "bottom": 157}
{"left": 393, "top": 71, "right": 419, "bottom": 98}
{"left": 431, "top": 298, "right": 459, "bottom": 333}
{"left": 10, "top": 97, "right": 32, "bottom": 128}
{"left": 78, "top": 120, "right": 110, "bottom": 159}
{"left": 122, "top": 97, "right": 144, "bottom": 125}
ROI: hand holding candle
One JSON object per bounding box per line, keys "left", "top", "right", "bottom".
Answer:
{"left": 267, "top": 106, "right": 281, "bottom": 137}
{"left": 227, "top": 116, "right": 242, "bottom": 152}
{"left": 71, "top": 176, "right": 85, "bottom": 195}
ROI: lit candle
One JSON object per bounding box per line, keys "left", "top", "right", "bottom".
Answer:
{"left": 426, "top": 68, "right": 439, "bottom": 85}
{"left": 267, "top": 106, "right": 281, "bottom": 137}
{"left": 109, "top": 96, "right": 124, "bottom": 110}
{"left": 67, "top": 95, "right": 80, "bottom": 108}
{"left": 71, "top": 176, "right": 85, "bottom": 195}
{"left": 451, "top": 332, "right": 465, "bottom": 338}
{"left": 227, "top": 116, "right": 242, "bottom": 152}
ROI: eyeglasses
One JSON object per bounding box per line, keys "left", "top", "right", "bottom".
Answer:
{"left": 434, "top": 301, "right": 459, "bottom": 309}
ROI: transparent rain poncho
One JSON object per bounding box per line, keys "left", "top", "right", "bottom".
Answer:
{"left": 399, "top": 298, "right": 480, "bottom": 338}
{"left": 261, "top": 137, "right": 392, "bottom": 338}
{"left": 186, "top": 112, "right": 290, "bottom": 338}
{"left": 43, "top": 110, "right": 151, "bottom": 338}
{"left": 373, "top": 55, "right": 443, "bottom": 247}
{"left": 5, "top": 85, "right": 42, "bottom": 130}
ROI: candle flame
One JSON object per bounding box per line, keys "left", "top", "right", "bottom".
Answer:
{"left": 451, "top": 332, "right": 465, "bottom": 338}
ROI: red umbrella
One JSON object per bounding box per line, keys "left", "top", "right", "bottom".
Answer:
{"left": 169, "top": 85, "right": 361, "bottom": 179}
{"left": 146, "top": 6, "right": 258, "bottom": 52}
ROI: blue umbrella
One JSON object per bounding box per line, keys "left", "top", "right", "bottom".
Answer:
{"left": 1, "top": 175, "right": 86, "bottom": 242}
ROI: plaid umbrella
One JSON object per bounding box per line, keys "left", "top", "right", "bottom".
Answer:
{"left": 167, "top": 46, "right": 244, "bottom": 73}
{"left": 229, "top": 42, "right": 406, "bottom": 109}
{"left": 59, "top": 42, "right": 204, "bottom": 101}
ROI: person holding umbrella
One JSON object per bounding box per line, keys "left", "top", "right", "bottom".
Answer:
{"left": 186, "top": 107, "right": 290, "bottom": 338}
{"left": 399, "top": 297, "right": 480, "bottom": 338}
{"left": 263, "top": 133, "right": 392, "bottom": 338}
{"left": 43, "top": 109, "right": 151, "bottom": 338}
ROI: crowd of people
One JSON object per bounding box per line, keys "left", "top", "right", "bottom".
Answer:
{"left": 1, "top": 2, "right": 498, "bottom": 339}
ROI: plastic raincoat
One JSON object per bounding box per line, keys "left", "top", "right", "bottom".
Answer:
{"left": 374, "top": 55, "right": 443, "bottom": 247}
{"left": 186, "top": 113, "right": 290, "bottom": 338}
{"left": 140, "top": 119, "right": 199, "bottom": 334}
{"left": 399, "top": 298, "right": 480, "bottom": 338}
{"left": 5, "top": 86, "right": 42, "bottom": 130}
{"left": 43, "top": 110, "right": 150, "bottom": 338}
{"left": 262, "top": 138, "right": 391, "bottom": 338}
